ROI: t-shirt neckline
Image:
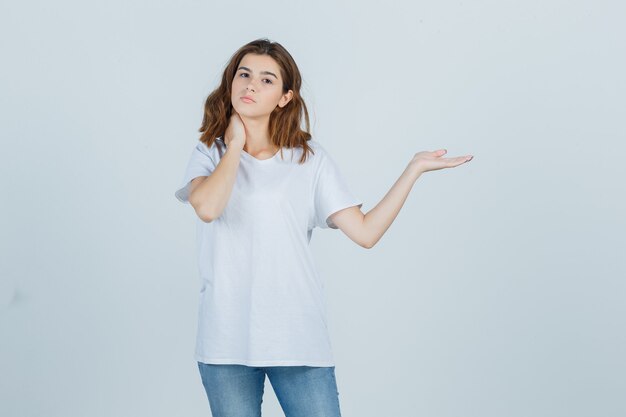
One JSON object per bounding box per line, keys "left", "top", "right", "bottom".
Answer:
{"left": 217, "top": 137, "right": 282, "bottom": 163}
{"left": 241, "top": 147, "right": 282, "bottom": 163}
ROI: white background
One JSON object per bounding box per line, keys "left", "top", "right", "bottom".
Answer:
{"left": 1, "top": 0, "right": 624, "bottom": 416}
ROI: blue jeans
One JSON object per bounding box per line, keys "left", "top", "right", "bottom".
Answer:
{"left": 197, "top": 362, "right": 342, "bottom": 417}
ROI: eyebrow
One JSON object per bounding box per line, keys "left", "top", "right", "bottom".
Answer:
{"left": 237, "top": 66, "right": 278, "bottom": 80}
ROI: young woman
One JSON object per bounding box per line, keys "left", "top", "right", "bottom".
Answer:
{"left": 175, "top": 38, "right": 473, "bottom": 417}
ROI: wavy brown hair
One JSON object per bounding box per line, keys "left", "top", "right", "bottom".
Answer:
{"left": 198, "top": 38, "right": 314, "bottom": 164}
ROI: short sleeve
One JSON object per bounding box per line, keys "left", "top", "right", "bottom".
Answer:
{"left": 174, "top": 141, "right": 217, "bottom": 203}
{"left": 313, "top": 150, "right": 363, "bottom": 229}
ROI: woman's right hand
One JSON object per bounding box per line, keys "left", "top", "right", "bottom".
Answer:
{"left": 224, "top": 109, "right": 246, "bottom": 150}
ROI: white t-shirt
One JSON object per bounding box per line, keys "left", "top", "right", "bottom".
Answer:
{"left": 174, "top": 137, "right": 363, "bottom": 367}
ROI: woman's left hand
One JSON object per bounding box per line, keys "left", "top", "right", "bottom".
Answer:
{"left": 409, "top": 149, "right": 473, "bottom": 175}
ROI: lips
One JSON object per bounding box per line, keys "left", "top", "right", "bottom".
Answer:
{"left": 241, "top": 96, "right": 255, "bottom": 103}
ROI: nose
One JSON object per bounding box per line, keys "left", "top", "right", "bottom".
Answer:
{"left": 245, "top": 78, "right": 258, "bottom": 92}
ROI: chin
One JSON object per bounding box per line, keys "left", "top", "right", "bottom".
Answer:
{"left": 232, "top": 103, "right": 248, "bottom": 114}
{"left": 235, "top": 107, "right": 264, "bottom": 119}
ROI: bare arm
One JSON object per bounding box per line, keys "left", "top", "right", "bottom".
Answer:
{"left": 187, "top": 111, "right": 248, "bottom": 222}
{"left": 330, "top": 149, "right": 473, "bottom": 248}
{"left": 188, "top": 146, "right": 242, "bottom": 222}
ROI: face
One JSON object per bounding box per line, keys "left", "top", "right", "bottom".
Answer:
{"left": 231, "top": 53, "right": 293, "bottom": 118}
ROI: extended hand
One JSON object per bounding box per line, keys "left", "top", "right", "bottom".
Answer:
{"left": 410, "top": 149, "right": 473, "bottom": 174}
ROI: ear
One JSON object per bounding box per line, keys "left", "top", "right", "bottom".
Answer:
{"left": 278, "top": 90, "right": 293, "bottom": 108}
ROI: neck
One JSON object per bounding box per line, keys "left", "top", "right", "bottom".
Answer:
{"left": 239, "top": 114, "right": 275, "bottom": 153}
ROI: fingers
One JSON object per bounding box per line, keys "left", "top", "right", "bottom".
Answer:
{"left": 457, "top": 155, "right": 473, "bottom": 165}
{"left": 439, "top": 156, "right": 473, "bottom": 167}
{"left": 432, "top": 149, "right": 473, "bottom": 162}
{"left": 443, "top": 154, "right": 473, "bottom": 163}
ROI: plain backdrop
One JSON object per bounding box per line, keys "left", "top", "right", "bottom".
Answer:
{"left": 1, "top": 1, "right": 625, "bottom": 416}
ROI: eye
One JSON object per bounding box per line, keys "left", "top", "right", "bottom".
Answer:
{"left": 239, "top": 72, "right": 273, "bottom": 84}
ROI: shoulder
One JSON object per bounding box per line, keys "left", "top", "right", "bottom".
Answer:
{"left": 272, "top": 139, "right": 328, "bottom": 166}
{"left": 304, "top": 139, "right": 330, "bottom": 162}
{"left": 196, "top": 138, "right": 225, "bottom": 161}
{"left": 305, "top": 139, "right": 326, "bottom": 153}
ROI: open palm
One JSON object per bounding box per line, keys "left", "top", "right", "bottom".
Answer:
{"left": 411, "top": 149, "right": 473, "bottom": 173}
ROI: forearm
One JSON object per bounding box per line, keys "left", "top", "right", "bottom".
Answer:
{"left": 362, "top": 164, "right": 422, "bottom": 248}
{"left": 190, "top": 146, "right": 242, "bottom": 221}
